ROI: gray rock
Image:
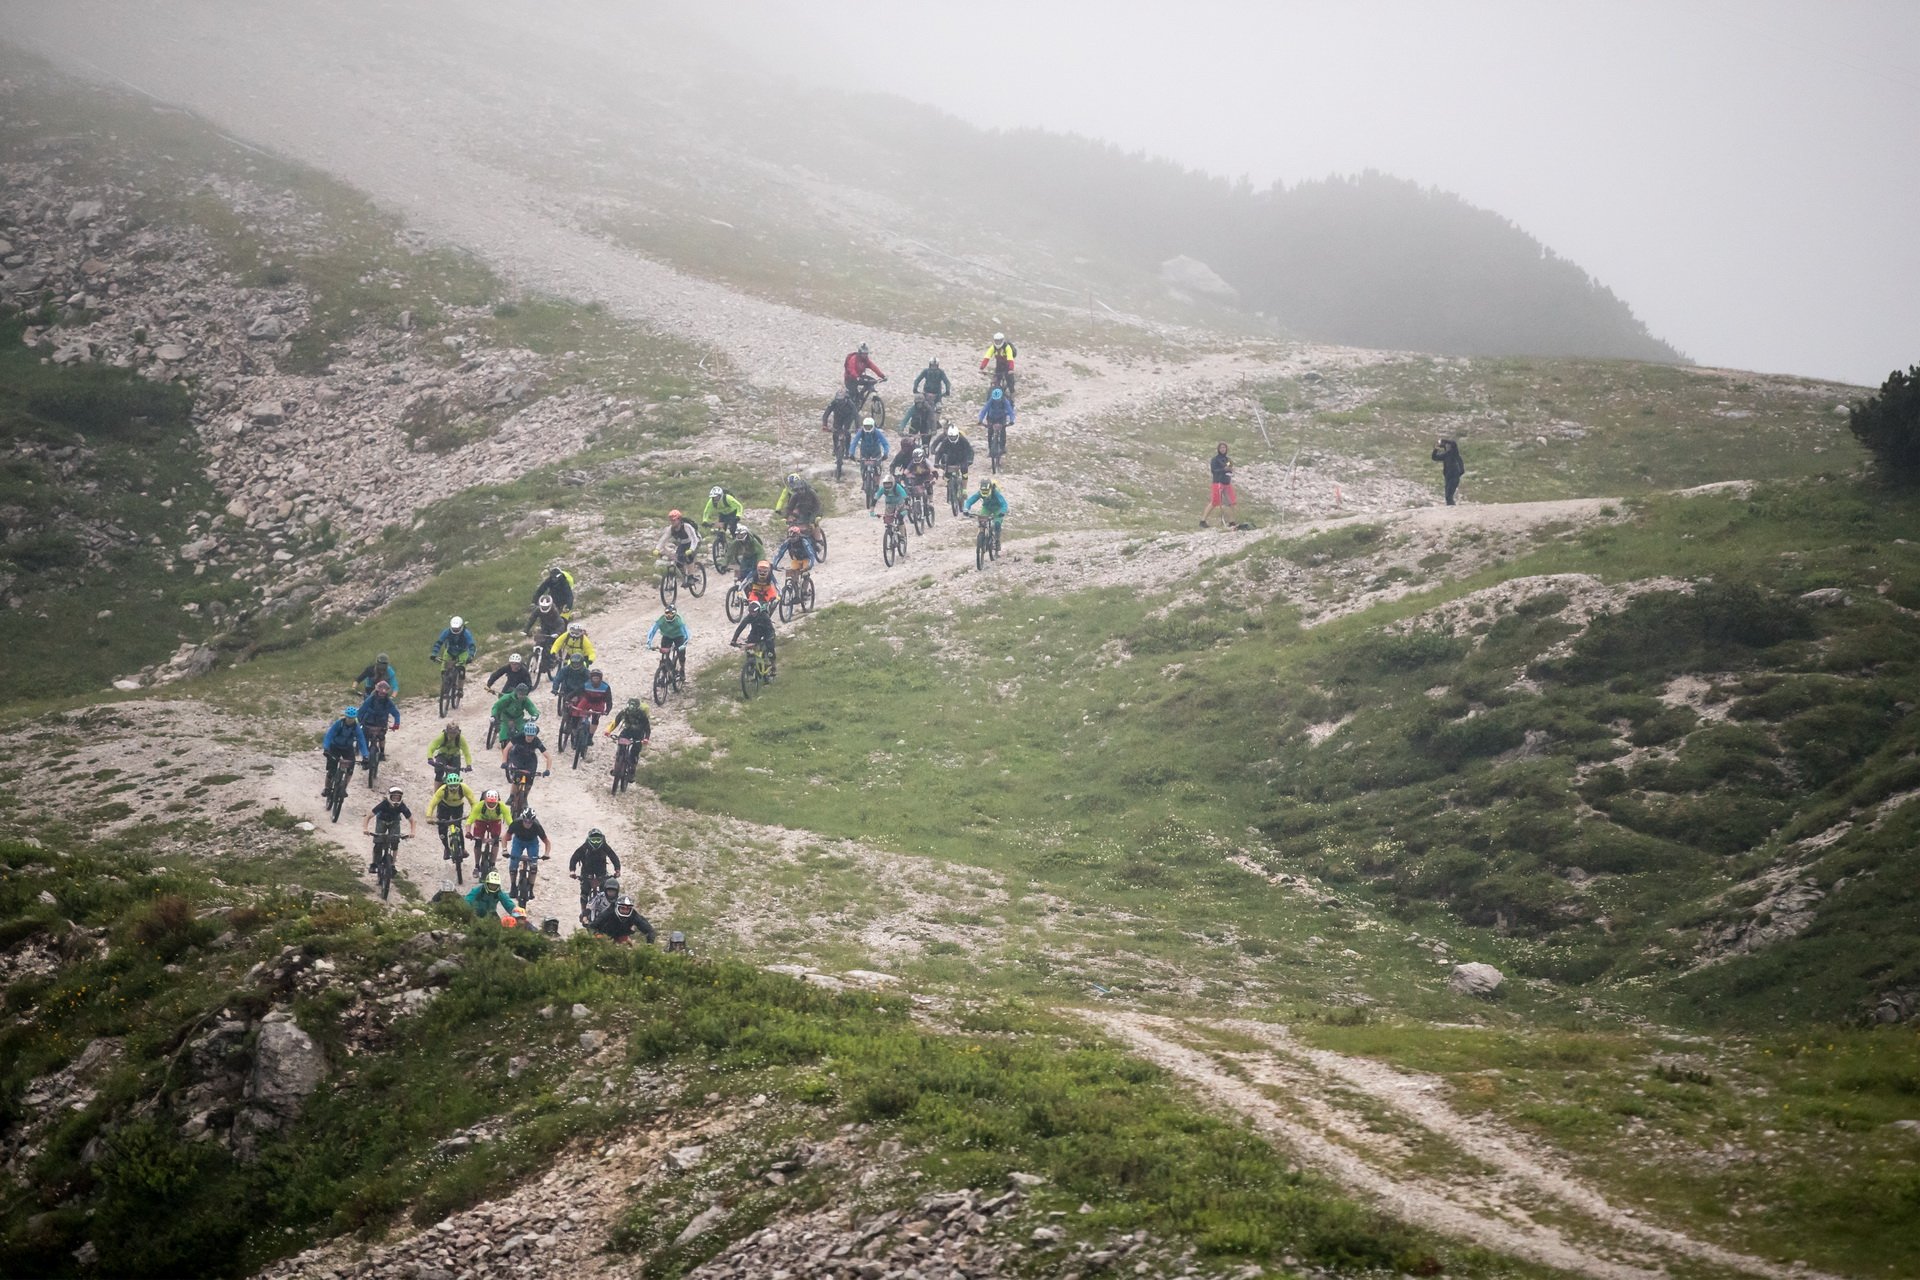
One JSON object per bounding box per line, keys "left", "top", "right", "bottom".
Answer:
{"left": 1448, "top": 962, "right": 1505, "bottom": 997}
{"left": 673, "top": 1202, "right": 729, "bottom": 1246}
{"left": 153, "top": 342, "right": 189, "bottom": 362}
{"left": 667, "top": 1144, "right": 706, "bottom": 1172}
{"left": 247, "top": 402, "right": 286, "bottom": 425}
{"left": 249, "top": 1019, "right": 326, "bottom": 1113}
{"left": 66, "top": 200, "right": 105, "bottom": 227}
{"left": 570, "top": 1003, "right": 590, "bottom": 1021}
{"left": 72, "top": 1240, "right": 99, "bottom": 1268}
{"left": 1008, "top": 1171, "right": 1047, "bottom": 1188}
{"left": 246, "top": 315, "right": 286, "bottom": 340}
{"left": 1799, "top": 587, "right": 1850, "bottom": 608}
{"left": 1030, "top": 1225, "right": 1065, "bottom": 1244}
{"left": 579, "top": 1030, "right": 608, "bottom": 1052}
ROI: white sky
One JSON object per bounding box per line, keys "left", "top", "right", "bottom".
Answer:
{"left": 719, "top": 0, "right": 1918, "bottom": 386}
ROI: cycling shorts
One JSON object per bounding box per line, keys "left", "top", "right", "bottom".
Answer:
{"left": 1211, "top": 482, "right": 1236, "bottom": 505}
{"left": 470, "top": 819, "right": 503, "bottom": 841}
{"left": 509, "top": 836, "right": 542, "bottom": 867}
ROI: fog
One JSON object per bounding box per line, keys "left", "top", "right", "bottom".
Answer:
{"left": 715, "top": 0, "right": 1918, "bottom": 387}
{"left": 4, "top": 0, "right": 1912, "bottom": 386}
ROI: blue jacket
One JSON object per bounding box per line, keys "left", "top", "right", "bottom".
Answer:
{"left": 771, "top": 536, "right": 816, "bottom": 570}
{"left": 963, "top": 490, "right": 1009, "bottom": 519}
{"left": 850, "top": 427, "right": 890, "bottom": 460}
{"left": 646, "top": 618, "right": 691, "bottom": 647}
{"left": 323, "top": 718, "right": 368, "bottom": 757}
{"left": 979, "top": 399, "right": 1015, "bottom": 427}
{"left": 431, "top": 626, "right": 477, "bottom": 663}
{"left": 357, "top": 693, "right": 401, "bottom": 730}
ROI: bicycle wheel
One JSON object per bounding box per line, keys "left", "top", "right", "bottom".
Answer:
{"left": 686, "top": 563, "right": 707, "bottom": 598}
{"left": 779, "top": 587, "right": 796, "bottom": 624}
{"left": 329, "top": 765, "right": 348, "bottom": 822}
{"left": 659, "top": 570, "right": 678, "bottom": 608}
{"left": 812, "top": 523, "right": 828, "bottom": 561}
{"left": 376, "top": 846, "right": 394, "bottom": 900}
{"left": 990, "top": 526, "right": 1002, "bottom": 561}
{"left": 438, "top": 672, "right": 451, "bottom": 719}
{"left": 802, "top": 576, "right": 816, "bottom": 612}
{"left": 448, "top": 832, "right": 466, "bottom": 885}
{"left": 572, "top": 723, "right": 590, "bottom": 769}
{"left": 725, "top": 583, "right": 745, "bottom": 624}
{"left": 861, "top": 467, "right": 878, "bottom": 509}
{"left": 365, "top": 739, "right": 381, "bottom": 788}
{"left": 883, "top": 524, "right": 899, "bottom": 566}
{"left": 740, "top": 654, "right": 759, "bottom": 700}
{"left": 709, "top": 534, "right": 728, "bottom": 570}
{"left": 868, "top": 395, "right": 886, "bottom": 431}
{"left": 486, "top": 717, "right": 499, "bottom": 749}
{"left": 907, "top": 504, "right": 923, "bottom": 536}
{"left": 923, "top": 494, "right": 936, "bottom": 528}
{"left": 652, "top": 664, "right": 670, "bottom": 706}
{"left": 452, "top": 666, "right": 465, "bottom": 710}
{"left": 976, "top": 529, "right": 988, "bottom": 571}
{"left": 611, "top": 745, "right": 628, "bottom": 795}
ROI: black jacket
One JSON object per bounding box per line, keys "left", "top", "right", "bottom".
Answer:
{"left": 591, "top": 905, "right": 655, "bottom": 943}
{"left": 569, "top": 840, "right": 621, "bottom": 878}
{"left": 913, "top": 365, "right": 951, "bottom": 398}
{"left": 1432, "top": 442, "right": 1465, "bottom": 479}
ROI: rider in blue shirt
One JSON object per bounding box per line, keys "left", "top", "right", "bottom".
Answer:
{"left": 430, "top": 614, "right": 478, "bottom": 666}
{"left": 357, "top": 683, "right": 401, "bottom": 731}
{"left": 849, "top": 417, "right": 890, "bottom": 462}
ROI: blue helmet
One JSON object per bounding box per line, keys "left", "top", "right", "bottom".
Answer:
{"left": 343, "top": 706, "right": 359, "bottom": 719}
{"left": 990, "top": 387, "right": 1004, "bottom": 401}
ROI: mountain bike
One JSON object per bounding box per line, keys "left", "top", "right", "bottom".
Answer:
{"left": 779, "top": 568, "right": 816, "bottom": 623}
{"left": 532, "top": 628, "right": 562, "bottom": 690}
{"left": 910, "top": 476, "right": 936, "bottom": 530}
{"left": 737, "top": 639, "right": 774, "bottom": 699}
{"left": 986, "top": 421, "right": 1007, "bottom": 473}
{"left": 859, "top": 458, "right": 882, "bottom": 510}
{"left": 975, "top": 514, "right": 1002, "bottom": 571}
{"left": 438, "top": 811, "right": 468, "bottom": 885}
{"left": 484, "top": 712, "right": 501, "bottom": 749}
{"left": 659, "top": 556, "right": 706, "bottom": 607}
{"left": 706, "top": 522, "right": 737, "bottom": 571}
{"left": 472, "top": 822, "right": 500, "bottom": 880}
{"left": 945, "top": 468, "right": 968, "bottom": 518}
{"left": 610, "top": 734, "right": 643, "bottom": 795}
{"left": 990, "top": 363, "right": 1016, "bottom": 400}
{"left": 506, "top": 766, "right": 537, "bottom": 817}
{"left": 511, "top": 852, "right": 540, "bottom": 906}
{"left": 363, "top": 724, "right": 388, "bottom": 788}
{"left": 437, "top": 657, "right": 467, "bottom": 716}
{"left": 370, "top": 828, "right": 409, "bottom": 901}
{"left": 881, "top": 510, "right": 909, "bottom": 566}
{"left": 323, "top": 752, "right": 355, "bottom": 823}
{"left": 831, "top": 423, "right": 851, "bottom": 480}
{"left": 724, "top": 579, "right": 747, "bottom": 624}
{"left": 567, "top": 708, "right": 595, "bottom": 771}
{"left": 650, "top": 644, "right": 686, "bottom": 706}
{"left": 851, "top": 374, "right": 886, "bottom": 430}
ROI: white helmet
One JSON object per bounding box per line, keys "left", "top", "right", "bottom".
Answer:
{"left": 862, "top": 416, "right": 875, "bottom": 429}
{"left": 945, "top": 425, "right": 959, "bottom": 439}
{"left": 568, "top": 621, "right": 585, "bottom": 635}
{"left": 449, "top": 615, "right": 464, "bottom": 631}
{"left": 509, "top": 653, "right": 523, "bottom": 664}
{"left": 993, "top": 331, "right": 1004, "bottom": 342}
{"left": 709, "top": 485, "right": 723, "bottom": 499}
{"left": 537, "top": 594, "right": 554, "bottom": 611}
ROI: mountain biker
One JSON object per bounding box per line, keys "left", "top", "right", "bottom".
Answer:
{"left": 583, "top": 873, "right": 623, "bottom": 925}
{"left": 702, "top": 485, "right": 745, "bottom": 539}
{"left": 549, "top": 621, "right": 596, "bottom": 667}
{"left": 605, "top": 698, "right": 652, "bottom": 747}
{"left": 1202, "top": 440, "right": 1237, "bottom": 528}
{"left": 490, "top": 683, "right": 539, "bottom": 743}
{"left": 725, "top": 524, "right": 769, "bottom": 581}
{"left": 655, "top": 510, "right": 701, "bottom": 578}
{"left": 464, "top": 869, "right": 518, "bottom": 920}
{"left": 732, "top": 600, "right": 778, "bottom": 677}
{"left": 590, "top": 895, "right": 656, "bottom": 945}
{"left": 872, "top": 472, "right": 910, "bottom": 530}
{"left": 555, "top": 653, "right": 591, "bottom": 709}
{"left": 890, "top": 431, "right": 925, "bottom": 479}
{"left": 978, "top": 386, "right": 1015, "bottom": 433}
{"left": 569, "top": 829, "right": 623, "bottom": 912}
{"left": 427, "top": 770, "right": 478, "bottom": 858}
{"left": 849, "top": 416, "right": 890, "bottom": 466}
{"left": 484, "top": 652, "right": 533, "bottom": 694}
{"left": 354, "top": 653, "right": 399, "bottom": 697}
{"left": 932, "top": 423, "right": 974, "bottom": 477}
{"left": 771, "top": 525, "right": 816, "bottom": 578}
{"left": 913, "top": 357, "right": 951, "bottom": 403}
{"left": 532, "top": 565, "right": 576, "bottom": 619}
{"left": 362, "top": 784, "right": 416, "bottom": 872}
{"left": 430, "top": 615, "right": 477, "bottom": 668}
{"left": 528, "top": 594, "right": 567, "bottom": 646}
{"left": 506, "top": 807, "right": 552, "bottom": 888}
{"left": 321, "top": 707, "right": 367, "bottom": 793}
{"left": 979, "top": 333, "right": 1017, "bottom": 397}
{"left": 357, "top": 680, "right": 400, "bottom": 733}
{"left": 743, "top": 560, "right": 780, "bottom": 609}
{"left": 843, "top": 342, "right": 886, "bottom": 398}
{"left": 774, "top": 473, "right": 823, "bottom": 551}
{"left": 962, "top": 477, "right": 1009, "bottom": 534}
{"left": 647, "top": 605, "right": 690, "bottom": 676}
{"left": 575, "top": 667, "right": 614, "bottom": 727}
{"left": 469, "top": 787, "right": 512, "bottom": 861}
{"left": 821, "top": 390, "right": 858, "bottom": 457}
{"left": 427, "top": 720, "right": 473, "bottom": 783}
{"left": 503, "top": 721, "right": 552, "bottom": 779}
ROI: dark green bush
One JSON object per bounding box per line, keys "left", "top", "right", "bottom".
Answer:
{"left": 1541, "top": 582, "right": 1814, "bottom": 684}
{"left": 20, "top": 364, "right": 191, "bottom": 437}
{"left": 1847, "top": 364, "right": 1920, "bottom": 485}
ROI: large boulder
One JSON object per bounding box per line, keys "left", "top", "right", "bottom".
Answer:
{"left": 248, "top": 1015, "right": 325, "bottom": 1113}
{"left": 1448, "top": 962, "right": 1505, "bottom": 998}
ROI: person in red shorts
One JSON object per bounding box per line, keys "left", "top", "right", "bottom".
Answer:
{"left": 1201, "top": 441, "right": 1239, "bottom": 528}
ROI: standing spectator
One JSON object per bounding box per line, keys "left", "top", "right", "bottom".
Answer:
{"left": 1432, "top": 437, "right": 1465, "bottom": 506}
{"left": 1201, "top": 442, "right": 1237, "bottom": 528}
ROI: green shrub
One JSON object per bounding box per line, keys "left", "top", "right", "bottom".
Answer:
{"left": 1541, "top": 582, "right": 1813, "bottom": 684}
{"left": 1847, "top": 364, "right": 1920, "bottom": 484}
{"left": 19, "top": 364, "right": 191, "bottom": 437}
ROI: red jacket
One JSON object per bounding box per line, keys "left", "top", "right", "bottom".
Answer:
{"left": 844, "top": 351, "right": 884, "bottom": 381}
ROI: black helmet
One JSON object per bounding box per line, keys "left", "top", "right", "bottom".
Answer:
{"left": 587, "top": 828, "right": 605, "bottom": 844}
